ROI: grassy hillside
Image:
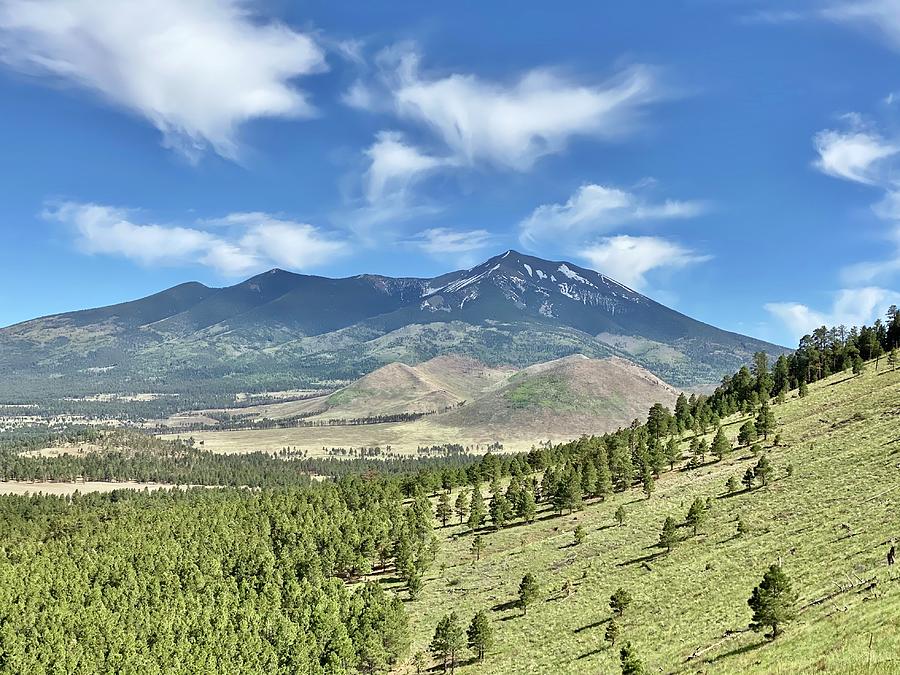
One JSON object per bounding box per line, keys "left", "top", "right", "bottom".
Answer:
{"left": 395, "top": 362, "right": 900, "bottom": 673}
{"left": 437, "top": 355, "right": 679, "bottom": 437}
{"left": 169, "top": 356, "right": 680, "bottom": 453}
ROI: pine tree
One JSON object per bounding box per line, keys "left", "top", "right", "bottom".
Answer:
{"left": 406, "top": 568, "right": 423, "bottom": 599}
{"left": 615, "top": 505, "right": 626, "bottom": 527}
{"left": 641, "top": 468, "right": 654, "bottom": 500}
{"left": 596, "top": 453, "right": 614, "bottom": 498}
{"left": 711, "top": 427, "right": 731, "bottom": 461}
{"left": 518, "top": 573, "right": 539, "bottom": 615}
{"left": 605, "top": 618, "right": 620, "bottom": 647}
{"left": 619, "top": 642, "right": 645, "bottom": 675}
{"left": 468, "top": 487, "right": 486, "bottom": 531}
{"left": 581, "top": 460, "right": 598, "bottom": 498}
{"left": 554, "top": 470, "right": 583, "bottom": 514}
{"left": 659, "top": 516, "right": 678, "bottom": 552}
{"left": 738, "top": 420, "right": 757, "bottom": 447}
{"left": 726, "top": 475, "right": 739, "bottom": 494}
{"left": 742, "top": 467, "right": 755, "bottom": 490}
{"left": 609, "top": 587, "right": 633, "bottom": 616}
{"left": 685, "top": 497, "right": 707, "bottom": 536}
{"left": 489, "top": 493, "right": 512, "bottom": 529}
{"left": 435, "top": 492, "right": 452, "bottom": 528}
{"left": 666, "top": 437, "right": 681, "bottom": 470}
{"left": 466, "top": 610, "right": 493, "bottom": 661}
{"left": 852, "top": 355, "right": 865, "bottom": 376}
{"left": 454, "top": 491, "right": 469, "bottom": 525}
{"left": 748, "top": 564, "right": 797, "bottom": 640}
{"left": 798, "top": 378, "right": 808, "bottom": 398}
{"left": 756, "top": 400, "right": 775, "bottom": 440}
{"left": 888, "top": 348, "right": 898, "bottom": 371}
{"left": 516, "top": 488, "right": 537, "bottom": 523}
{"left": 573, "top": 524, "right": 586, "bottom": 546}
{"left": 754, "top": 455, "right": 773, "bottom": 486}
{"left": 430, "top": 612, "right": 466, "bottom": 673}
{"left": 470, "top": 535, "right": 485, "bottom": 562}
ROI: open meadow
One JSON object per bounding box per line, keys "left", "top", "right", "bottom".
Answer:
{"left": 159, "top": 418, "right": 545, "bottom": 456}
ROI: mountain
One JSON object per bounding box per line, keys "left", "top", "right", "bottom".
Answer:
{"left": 0, "top": 251, "right": 788, "bottom": 408}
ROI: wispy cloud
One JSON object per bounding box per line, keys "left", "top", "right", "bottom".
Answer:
{"left": 346, "top": 44, "right": 667, "bottom": 225}
{"left": 518, "top": 183, "right": 706, "bottom": 249}
{"left": 841, "top": 222, "right": 900, "bottom": 283}
{"left": 813, "top": 123, "right": 899, "bottom": 185}
{"left": 364, "top": 131, "right": 451, "bottom": 204}
{"left": 812, "top": 115, "right": 900, "bottom": 284}
{"left": 407, "top": 227, "right": 494, "bottom": 255}
{"left": 0, "top": 0, "right": 325, "bottom": 161}
{"left": 47, "top": 202, "right": 346, "bottom": 276}
{"left": 822, "top": 0, "right": 900, "bottom": 51}
{"left": 765, "top": 287, "right": 900, "bottom": 342}
{"left": 379, "top": 47, "right": 663, "bottom": 171}
{"left": 406, "top": 227, "right": 495, "bottom": 267}
{"left": 580, "top": 235, "right": 711, "bottom": 290}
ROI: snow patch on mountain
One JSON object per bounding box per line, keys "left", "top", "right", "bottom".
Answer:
{"left": 442, "top": 264, "right": 500, "bottom": 294}
{"left": 557, "top": 264, "right": 596, "bottom": 288}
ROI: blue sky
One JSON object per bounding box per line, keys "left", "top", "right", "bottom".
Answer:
{"left": 1, "top": 0, "right": 900, "bottom": 347}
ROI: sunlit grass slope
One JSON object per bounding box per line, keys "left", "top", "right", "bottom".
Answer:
{"left": 396, "top": 363, "right": 900, "bottom": 674}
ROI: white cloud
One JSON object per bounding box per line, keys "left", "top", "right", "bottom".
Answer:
{"left": 813, "top": 127, "right": 899, "bottom": 185}
{"left": 345, "top": 45, "right": 666, "bottom": 225}
{"left": 0, "top": 0, "right": 325, "bottom": 160}
{"left": 364, "top": 131, "right": 449, "bottom": 203}
{"left": 812, "top": 118, "right": 900, "bottom": 283}
{"left": 405, "top": 227, "right": 495, "bottom": 268}
{"left": 823, "top": 0, "right": 900, "bottom": 51}
{"left": 47, "top": 202, "right": 346, "bottom": 276}
{"left": 518, "top": 183, "right": 706, "bottom": 248}
{"left": 579, "top": 235, "right": 711, "bottom": 290}
{"left": 407, "top": 227, "right": 494, "bottom": 255}
{"left": 342, "top": 80, "right": 376, "bottom": 110}
{"left": 214, "top": 212, "right": 348, "bottom": 272}
{"left": 765, "top": 286, "right": 900, "bottom": 342}
{"left": 345, "top": 131, "right": 450, "bottom": 230}
{"left": 380, "top": 47, "right": 662, "bottom": 171}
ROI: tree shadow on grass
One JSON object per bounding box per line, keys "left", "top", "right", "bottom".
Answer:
{"left": 574, "top": 616, "right": 610, "bottom": 634}
{"left": 617, "top": 550, "right": 665, "bottom": 567}
{"left": 491, "top": 599, "right": 519, "bottom": 613}
{"left": 702, "top": 638, "right": 768, "bottom": 665}
{"left": 716, "top": 488, "right": 753, "bottom": 500}
{"left": 576, "top": 645, "right": 609, "bottom": 660}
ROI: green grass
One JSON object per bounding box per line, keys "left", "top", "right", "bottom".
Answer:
{"left": 392, "top": 364, "right": 900, "bottom": 674}
{"left": 504, "top": 373, "right": 624, "bottom": 414}
{"left": 504, "top": 374, "right": 578, "bottom": 410}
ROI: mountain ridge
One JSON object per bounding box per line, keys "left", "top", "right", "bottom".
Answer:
{"left": 0, "top": 250, "right": 789, "bottom": 408}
